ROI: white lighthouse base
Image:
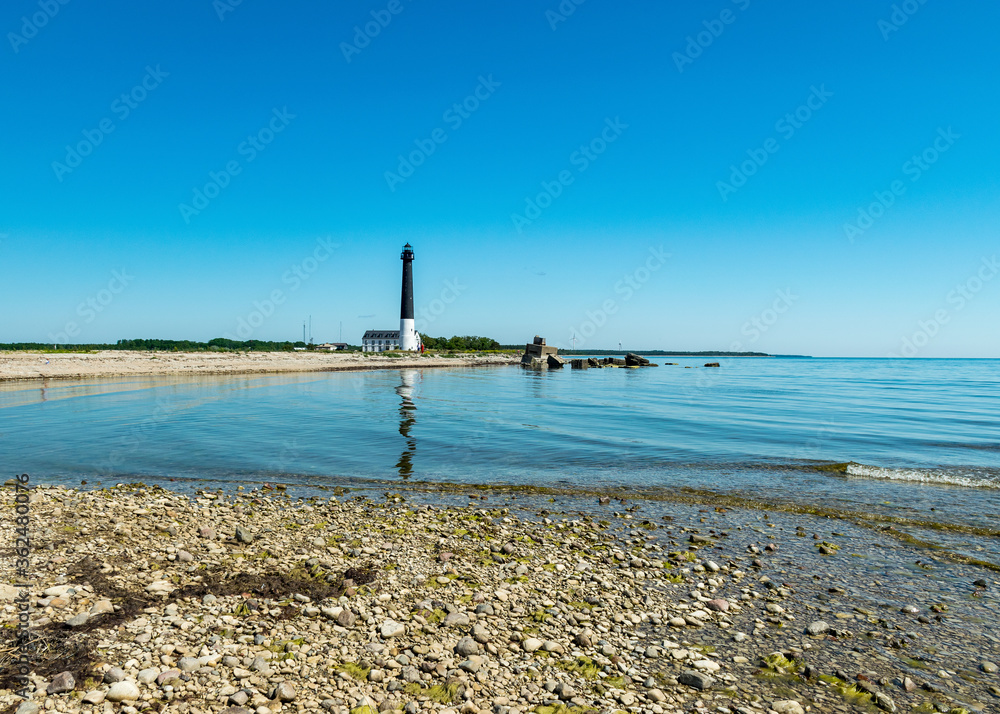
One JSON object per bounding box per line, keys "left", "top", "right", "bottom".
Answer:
{"left": 399, "top": 318, "right": 419, "bottom": 351}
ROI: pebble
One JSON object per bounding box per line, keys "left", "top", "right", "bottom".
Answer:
{"left": 678, "top": 670, "right": 715, "bottom": 690}
{"left": 106, "top": 681, "right": 140, "bottom": 702}
{"left": 806, "top": 620, "right": 830, "bottom": 635}
{"left": 103, "top": 667, "right": 126, "bottom": 683}
{"left": 272, "top": 681, "right": 297, "bottom": 702}
{"left": 772, "top": 702, "right": 804, "bottom": 714}
{"left": 522, "top": 637, "right": 543, "bottom": 652}
{"left": 380, "top": 619, "right": 405, "bottom": 638}
{"left": 46, "top": 672, "right": 75, "bottom": 694}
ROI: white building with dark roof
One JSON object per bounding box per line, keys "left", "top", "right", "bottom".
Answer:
{"left": 362, "top": 330, "right": 401, "bottom": 352}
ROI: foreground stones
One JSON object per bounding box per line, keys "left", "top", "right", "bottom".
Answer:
{"left": 1, "top": 483, "right": 998, "bottom": 714}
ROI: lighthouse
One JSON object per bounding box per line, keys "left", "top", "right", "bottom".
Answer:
{"left": 399, "top": 243, "right": 419, "bottom": 351}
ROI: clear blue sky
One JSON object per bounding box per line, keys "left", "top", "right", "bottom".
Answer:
{"left": 2, "top": 0, "right": 998, "bottom": 356}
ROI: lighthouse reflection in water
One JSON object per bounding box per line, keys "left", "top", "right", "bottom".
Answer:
{"left": 395, "top": 370, "right": 418, "bottom": 478}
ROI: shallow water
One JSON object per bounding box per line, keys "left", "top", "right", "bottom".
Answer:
{"left": 1, "top": 357, "right": 998, "bottom": 528}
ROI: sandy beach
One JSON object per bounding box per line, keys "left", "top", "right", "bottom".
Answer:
{"left": 0, "top": 352, "right": 519, "bottom": 383}
{"left": 1, "top": 482, "right": 997, "bottom": 714}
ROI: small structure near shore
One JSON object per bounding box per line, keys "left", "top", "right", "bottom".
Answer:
{"left": 521, "top": 336, "right": 565, "bottom": 369}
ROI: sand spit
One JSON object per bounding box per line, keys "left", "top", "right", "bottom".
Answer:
{"left": 1, "top": 483, "right": 998, "bottom": 714}
{"left": 0, "top": 352, "right": 519, "bottom": 383}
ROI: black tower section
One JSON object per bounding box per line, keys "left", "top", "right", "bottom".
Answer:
{"left": 400, "top": 243, "right": 415, "bottom": 320}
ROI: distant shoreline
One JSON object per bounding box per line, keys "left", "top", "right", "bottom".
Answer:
{"left": 0, "top": 350, "right": 520, "bottom": 383}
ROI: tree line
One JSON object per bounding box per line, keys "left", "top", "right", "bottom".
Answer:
{"left": 420, "top": 335, "right": 501, "bottom": 351}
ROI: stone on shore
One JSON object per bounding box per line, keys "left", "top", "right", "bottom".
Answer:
{"left": 678, "top": 670, "right": 715, "bottom": 690}
{"left": 106, "top": 681, "right": 140, "bottom": 702}
{"left": 46, "top": 671, "right": 75, "bottom": 694}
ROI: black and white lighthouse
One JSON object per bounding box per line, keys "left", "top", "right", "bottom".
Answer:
{"left": 399, "top": 243, "right": 419, "bottom": 351}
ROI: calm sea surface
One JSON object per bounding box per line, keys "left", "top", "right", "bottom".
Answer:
{"left": 2, "top": 358, "right": 998, "bottom": 528}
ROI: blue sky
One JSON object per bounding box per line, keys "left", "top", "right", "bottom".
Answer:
{"left": 1, "top": 0, "right": 998, "bottom": 356}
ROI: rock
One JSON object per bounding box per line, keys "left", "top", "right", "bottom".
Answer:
{"left": 90, "top": 599, "right": 114, "bottom": 615}
{"left": 874, "top": 692, "right": 896, "bottom": 712}
{"left": 47, "top": 671, "right": 75, "bottom": 694}
{"left": 220, "top": 709, "right": 253, "bottom": 714}
{"left": 982, "top": 661, "right": 999, "bottom": 674}
{"left": 272, "top": 682, "right": 297, "bottom": 702}
{"left": 137, "top": 667, "right": 159, "bottom": 684}
{"left": 43, "top": 585, "right": 74, "bottom": 597}
{"left": 198, "top": 526, "right": 216, "bottom": 539}
{"left": 145, "top": 580, "right": 173, "bottom": 594}
{"left": 472, "top": 623, "right": 489, "bottom": 644}
{"left": 554, "top": 682, "right": 575, "bottom": 700}
{"left": 542, "top": 640, "right": 564, "bottom": 654}
{"left": 704, "top": 362, "right": 720, "bottom": 367}
{"left": 693, "top": 659, "right": 720, "bottom": 672}
{"left": 178, "top": 657, "right": 201, "bottom": 672}
{"left": 974, "top": 578, "right": 988, "bottom": 587}
{"left": 337, "top": 609, "right": 357, "bottom": 627}
{"left": 455, "top": 637, "right": 480, "bottom": 656}
{"left": 15, "top": 702, "right": 39, "bottom": 714}
{"left": 806, "top": 620, "right": 830, "bottom": 635}
{"left": 669, "top": 617, "right": 687, "bottom": 627}
{"left": 442, "top": 611, "right": 470, "bottom": 627}
{"left": 648, "top": 689, "right": 666, "bottom": 702}
{"left": 475, "top": 603, "right": 494, "bottom": 616}
{"left": 459, "top": 656, "right": 484, "bottom": 674}
{"left": 66, "top": 612, "right": 90, "bottom": 628}
{"left": 235, "top": 525, "right": 253, "bottom": 543}
{"left": 902, "top": 677, "right": 917, "bottom": 692}
{"left": 82, "top": 690, "right": 105, "bottom": 704}
{"left": 772, "top": 701, "right": 804, "bottom": 714}
{"left": 229, "top": 691, "right": 250, "bottom": 706}
{"left": 573, "top": 631, "right": 592, "bottom": 648}
{"left": 156, "top": 669, "right": 181, "bottom": 685}
{"left": 106, "top": 681, "right": 140, "bottom": 702}
{"left": 705, "top": 598, "right": 729, "bottom": 612}
{"left": 678, "top": 669, "right": 715, "bottom": 690}
{"left": 104, "top": 667, "right": 126, "bottom": 683}
{"left": 522, "top": 638, "right": 543, "bottom": 653}
{"left": 380, "top": 620, "right": 405, "bottom": 638}
{"left": 177, "top": 550, "right": 194, "bottom": 562}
